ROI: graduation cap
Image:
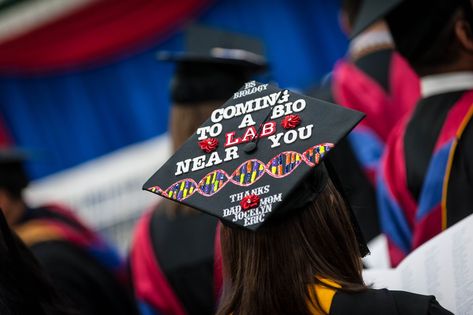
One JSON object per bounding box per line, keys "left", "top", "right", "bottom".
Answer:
{"left": 351, "top": 0, "right": 471, "bottom": 44}
{"left": 143, "top": 81, "right": 369, "bottom": 256}
{"left": 350, "top": 0, "right": 402, "bottom": 37}
{"left": 162, "top": 26, "right": 269, "bottom": 105}
{"left": 350, "top": 0, "right": 473, "bottom": 75}
{"left": 158, "top": 25, "right": 267, "bottom": 70}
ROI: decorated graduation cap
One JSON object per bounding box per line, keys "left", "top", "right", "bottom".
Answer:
{"left": 144, "top": 81, "right": 370, "bottom": 255}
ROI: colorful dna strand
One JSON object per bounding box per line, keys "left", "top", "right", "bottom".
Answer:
{"left": 147, "top": 143, "right": 334, "bottom": 201}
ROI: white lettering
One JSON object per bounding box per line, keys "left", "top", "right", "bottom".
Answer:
{"left": 270, "top": 104, "right": 286, "bottom": 119}
{"left": 211, "top": 109, "right": 224, "bottom": 123}
{"left": 238, "top": 114, "right": 256, "bottom": 129}
{"left": 209, "top": 123, "right": 222, "bottom": 137}
{"left": 224, "top": 146, "right": 239, "bottom": 161}
{"left": 284, "top": 130, "right": 298, "bottom": 144}
{"left": 223, "top": 106, "right": 237, "bottom": 120}
{"left": 292, "top": 99, "right": 306, "bottom": 112}
{"left": 196, "top": 126, "right": 210, "bottom": 140}
{"left": 175, "top": 159, "right": 191, "bottom": 176}
{"left": 268, "top": 133, "right": 283, "bottom": 148}
{"left": 191, "top": 155, "right": 206, "bottom": 171}
{"left": 205, "top": 151, "right": 222, "bottom": 167}
{"left": 299, "top": 124, "right": 313, "bottom": 140}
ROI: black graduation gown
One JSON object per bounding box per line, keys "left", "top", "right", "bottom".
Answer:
{"left": 310, "top": 49, "right": 395, "bottom": 242}
{"left": 149, "top": 206, "right": 218, "bottom": 315}
{"left": 330, "top": 289, "right": 452, "bottom": 314}
{"left": 404, "top": 90, "right": 473, "bottom": 226}
{"left": 18, "top": 207, "right": 138, "bottom": 315}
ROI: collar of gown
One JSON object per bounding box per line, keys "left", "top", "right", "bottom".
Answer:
{"left": 349, "top": 30, "right": 394, "bottom": 57}
{"left": 421, "top": 71, "right": 473, "bottom": 98}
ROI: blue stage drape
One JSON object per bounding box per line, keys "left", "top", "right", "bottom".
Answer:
{"left": 0, "top": 0, "right": 346, "bottom": 179}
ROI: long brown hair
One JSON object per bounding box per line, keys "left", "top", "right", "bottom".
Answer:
{"left": 216, "top": 179, "right": 366, "bottom": 315}
{"left": 163, "top": 101, "right": 224, "bottom": 216}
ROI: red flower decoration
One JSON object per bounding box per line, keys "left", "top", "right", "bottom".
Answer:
{"left": 281, "top": 114, "right": 301, "bottom": 129}
{"left": 199, "top": 138, "right": 219, "bottom": 153}
{"left": 240, "top": 194, "right": 260, "bottom": 211}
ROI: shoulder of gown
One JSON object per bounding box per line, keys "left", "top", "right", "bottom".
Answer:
{"left": 329, "top": 288, "right": 453, "bottom": 315}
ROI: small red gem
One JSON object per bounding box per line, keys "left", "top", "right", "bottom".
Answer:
{"left": 198, "top": 137, "right": 219, "bottom": 153}
{"left": 281, "top": 114, "right": 301, "bottom": 129}
{"left": 240, "top": 194, "right": 260, "bottom": 211}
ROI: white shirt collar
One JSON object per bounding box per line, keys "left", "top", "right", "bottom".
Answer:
{"left": 421, "top": 71, "right": 473, "bottom": 98}
{"left": 349, "top": 30, "right": 394, "bottom": 56}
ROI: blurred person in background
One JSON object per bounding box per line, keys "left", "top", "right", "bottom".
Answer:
{"left": 0, "top": 149, "right": 138, "bottom": 315}
{"left": 130, "top": 25, "right": 268, "bottom": 315}
{"left": 0, "top": 209, "right": 76, "bottom": 315}
{"left": 310, "top": 0, "right": 420, "bottom": 255}
{"left": 353, "top": 0, "right": 473, "bottom": 266}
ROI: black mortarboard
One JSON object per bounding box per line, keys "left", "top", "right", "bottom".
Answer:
{"left": 350, "top": 0, "right": 402, "bottom": 37}
{"left": 143, "top": 81, "right": 369, "bottom": 256}
{"left": 163, "top": 26, "right": 269, "bottom": 104}
{"left": 158, "top": 25, "right": 267, "bottom": 70}
{"left": 351, "top": 0, "right": 473, "bottom": 73}
{"left": 351, "top": 0, "right": 470, "bottom": 40}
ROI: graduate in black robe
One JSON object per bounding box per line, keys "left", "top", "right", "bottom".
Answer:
{"left": 309, "top": 0, "right": 420, "bottom": 245}
{"left": 353, "top": 0, "right": 473, "bottom": 266}
{"left": 0, "top": 208, "right": 77, "bottom": 315}
{"left": 0, "top": 150, "right": 138, "bottom": 315}
{"left": 130, "top": 26, "right": 267, "bottom": 315}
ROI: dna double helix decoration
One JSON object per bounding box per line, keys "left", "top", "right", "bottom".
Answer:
{"left": 147, "top": 143, "right": 334, "bottom": 201}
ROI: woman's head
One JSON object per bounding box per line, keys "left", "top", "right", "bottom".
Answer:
{"left": 387, "top": 0, "right": 473, "bottom": 76}
{"left": 217, "top": 178, "right": 365, "bottom": 315}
